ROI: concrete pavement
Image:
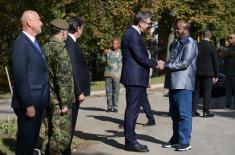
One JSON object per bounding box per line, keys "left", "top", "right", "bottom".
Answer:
{"left": 73, "top": 88, "right": 235, "bottom": 155}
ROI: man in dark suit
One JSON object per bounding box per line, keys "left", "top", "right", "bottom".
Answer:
{"left": 192, "top": 30, "right": 219, "bottom": 117}
{"left": 121, "top": 12, "right": 158, "bottom": 152}
{"left": 11, "top": 10, "right": 49, "bottom": 155}
{"left": 63, "top": 16, "right": 90, "bottom": 155}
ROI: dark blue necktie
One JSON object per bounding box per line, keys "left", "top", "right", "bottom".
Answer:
{"left": 33, "top": 40, "right": 44, "bottom": 58}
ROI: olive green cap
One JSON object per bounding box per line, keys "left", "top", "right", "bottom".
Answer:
{"left": 50, "top": 19, "right": 69, "bottom": 30}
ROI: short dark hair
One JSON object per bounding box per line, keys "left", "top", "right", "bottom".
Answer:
{"left": 133, "top": 12, "right": 151, "bottom": 25}
{"left": 68, "top": 16, "right": 83, "bottom": 33}
{"left": 203, "top": 30, "right": 212, "bottom": 38}
{"left": 176, "top": 20, "right": 191, "bottom": 33}
{"left": 50, "top": 26, "right": 62, "bottom": 35}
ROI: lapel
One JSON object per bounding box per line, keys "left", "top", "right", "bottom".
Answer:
{"left": 20, "top": 32, "right": 45, "bottom": 61}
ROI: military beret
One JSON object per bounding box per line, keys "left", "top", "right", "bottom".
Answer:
{"left": 50, "top": 19, "right": 69, "bottom": 30}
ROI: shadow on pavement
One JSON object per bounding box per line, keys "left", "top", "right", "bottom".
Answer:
{"left": 213, "top": 111, "right": 235, "bottom": 120}
{"left": 73, "top": 152, "right": 110, "bottom": 155}
{"left": 106, "top": 130, "right": 166, "bottom": 145}
{"left": 87, "top": 115, "right": 123, "bottom": 126}
{"left": 74, "top": 131, "right": 125, "bottom": 150}
{"left": 0, "top": 110, "right": 14, "bottom": 114}
{"left": 75, "top": 129, "right": 165, "bottom": 150}
{"left": 80, "top": 107, "right": 106, "bottom": 112}
{"left": 139, "top": 109, "right": 170, "bottom": 117}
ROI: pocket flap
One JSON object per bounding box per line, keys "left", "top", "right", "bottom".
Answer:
{"left": 30, "top": 84, "right": 42, "bottom": 89}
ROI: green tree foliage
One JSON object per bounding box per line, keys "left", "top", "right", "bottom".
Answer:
{"left": 157, "top": 0, "right": 235, "bottom": 41}
{"left": 0, "top": 0, "right": 234, "bottom": 83}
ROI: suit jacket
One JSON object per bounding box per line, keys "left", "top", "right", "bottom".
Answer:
{"left": 121, "top": 26, "right": 157, "bottom": 87}
{"left": 65, "top": 35, "right": 90, "bottom": 96}
{"left": 11, "top": 32, "right": 49, "bottom": 110}
{"left": 196, "top": 40, "right": 219, "bottom": 77}
{"left": 164, "top": 37, "right": 198, "bottom": 90}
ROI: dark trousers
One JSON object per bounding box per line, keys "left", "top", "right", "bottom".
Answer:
{"left": 225, "top": 75, "right": 235, "bottom": 107}
{"left": 124, "top": 86, "right": 146, "bottom": 145}
{"left": 62, "top": 102, "right": 80, "bottom": 155}
{"left": 141, "top": 95, "right": 155, "bottom": 123}
{"left": 193, "top": 76, "right": 213, "bottom": 113}
{"left": 169, "top": 89, "right": 192, "bottom": 145}
{"left": 14, "top": 108, "right": 43, "bottom": 155}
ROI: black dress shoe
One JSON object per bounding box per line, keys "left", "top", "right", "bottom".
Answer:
{"left": 192, "top": 112, "right": 200, "bottom": 117}
{"left": 125, "top": 143, "right": 149, "bottom": 152}
{"left": 143, "top": 121, "right": 155, "bottom": 127}
{"left": 112, "top": 108, "right": 118, "bottom": 113}
{"left": 106, "top": 108, "right": 112, "bottom": 112}
{"left": 203, "top": 112, "right": 214, "bottom": 118}
{"left": 136, "top": 142, "right": 147, "bottom": 149}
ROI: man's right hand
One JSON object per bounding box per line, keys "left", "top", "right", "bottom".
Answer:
{"left": 77, "top": 93, "right": 86, "bottom": 103}
{"left": 103, "top": 49, "right": 109, "bottom": 54}
{"left": 26, "top": 105, "right": 36, "bottom": 118}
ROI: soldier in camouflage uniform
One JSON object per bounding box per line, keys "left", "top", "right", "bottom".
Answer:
{"left": 43, "top": 19, "right": 74, "bottom": 155}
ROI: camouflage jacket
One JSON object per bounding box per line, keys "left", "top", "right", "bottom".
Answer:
{"left": 44, "top": 37, "right": 74, "bottom": 108}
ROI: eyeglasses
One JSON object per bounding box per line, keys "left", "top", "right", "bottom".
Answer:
{"left": 142, "top": 21, "right": 152, "bottom": 26}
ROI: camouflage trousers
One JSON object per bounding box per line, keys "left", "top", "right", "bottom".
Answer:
{"left": 45, "top": 103, "right": 72, "bottom": 155}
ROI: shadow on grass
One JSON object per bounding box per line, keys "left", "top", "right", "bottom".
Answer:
{"left": 2, "top": 138, "right": 16, "bottom": 152}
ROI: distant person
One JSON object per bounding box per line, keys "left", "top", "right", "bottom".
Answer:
{"left": 221, "top": 33, "right": 235, "bottom": 109}
{"left": 102, "top": 37, "right": 122, "bottom": 113}
{"left": 192, "top": 30, "right": 219, "bottom": 117}
{"left": 11, "top": 10, "right": 50, "bottom": 155}
{"left": 64, "top": 16, "right": 91, "bottom": 155}
{"left": 121, "top": 12, "right": 158, "bottom": 152}
{"left": 43, "top": 19, "right": 74, "bottom": 154}
{"left": 142, "top": 50, "right": 155, "bottom": 127}
{"left": 158, "top": 21, "right": 198, "bottom": 151}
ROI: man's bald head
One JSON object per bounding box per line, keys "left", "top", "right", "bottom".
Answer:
{"left": 20, "top": 10, "right": 43, "bottom": 36}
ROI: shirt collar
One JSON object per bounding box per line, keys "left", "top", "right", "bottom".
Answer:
{"left": 132, "top": 25, "right": 141, "bottom": 35}
{"left": 50, "top": 37, "right": 65, "bottom": 46}
{"left": 178, "top": 36, "right": 189, "bottom": 44}
{"left": 22, "top": 31, "right": 35, "bottom": 43}
{"left": 68, "top": 33, "right": 76, "bottom": 42}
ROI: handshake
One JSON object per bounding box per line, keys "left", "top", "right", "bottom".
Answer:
{"left": 156, "top": 60, "right": 166, "bottom": 70}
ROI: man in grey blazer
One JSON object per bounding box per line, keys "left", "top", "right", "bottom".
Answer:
{"left": 158, "top": 21, "right": 198, "bottom": 151}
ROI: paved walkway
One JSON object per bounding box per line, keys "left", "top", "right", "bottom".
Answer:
{"left": 1, "top": 85, "right": 235, "bottom": 155}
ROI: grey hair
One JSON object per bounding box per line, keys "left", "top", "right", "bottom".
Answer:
{"left": 203, "top": 30, "right": 212, "bottom": 38}
{"left": 133, "top": 12, "right": 151, "bottom": 25}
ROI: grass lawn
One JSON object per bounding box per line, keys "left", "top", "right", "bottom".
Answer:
{"left": 0, "top": 75, "right": 165, "bottom": 99}
{"left": 91, "top": 75, "right": 165, "bottom": 91}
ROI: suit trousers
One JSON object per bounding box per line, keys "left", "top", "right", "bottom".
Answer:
{"left": 14, "top": 108, "right": 43, "bottom": 155}
{"left": 105, "top": 77, "right": 120, "bottom": 109}
{"left": 62, "top": 102, "right": 80, "bottom": 155}
{"left": 193, "top": 76, "right": 213, "bottom": 113}
{"left": 124, "top": 86, "right": 146, "bottom": 145}
{"left": 225, "top": 75, "right": 235, "bottom": 108}
{"left": 169, "top": 89, "right": 192, "bottom": 145}
{"left": 141, "top": 95, "right": 155, "bottom": 123}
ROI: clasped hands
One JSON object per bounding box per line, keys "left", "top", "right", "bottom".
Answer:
{"left": 156, "top": 60, "right": 165, "bottom": 70}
